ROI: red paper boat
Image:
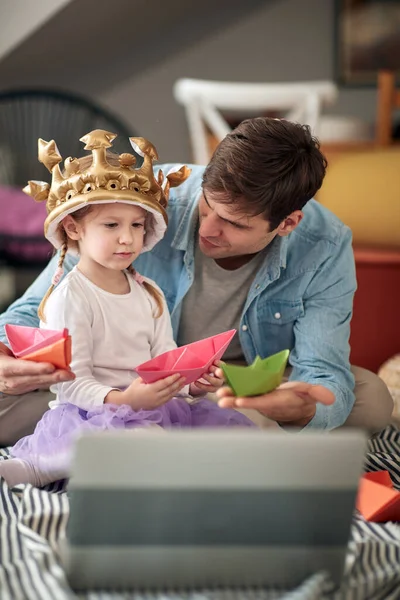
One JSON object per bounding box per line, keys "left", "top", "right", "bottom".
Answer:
{"left": 356, "top": 471, "right": 400, "bottom": 522}
{"left": 136, "top": 329, "right": 236, "bottom": 385}
{"left": 5, "top": 324, "right": 72, "bottom": 370}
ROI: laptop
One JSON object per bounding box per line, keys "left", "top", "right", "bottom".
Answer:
{"left": 63, "top": 429, "right": 366, "bottom": 591}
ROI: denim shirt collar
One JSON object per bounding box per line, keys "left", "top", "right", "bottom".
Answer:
{"left": 255, "top": 235, "right": 288, "bottom": 284}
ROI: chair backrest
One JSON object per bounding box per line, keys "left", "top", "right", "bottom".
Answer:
{"left": 376, "top": 70, "right": 400, "bottom": 146}
{"left": 0, "top": 89, "right": 135, "bottom": 270}
{"left": 173, "top": 78, "right": 338, "bottom": 164}
{"left": 0, "top": 89, "right": 134, "bottom": 187}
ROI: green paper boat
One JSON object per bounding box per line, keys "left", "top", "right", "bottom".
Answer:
{"left": 221, "top": 349, "right": 290, "bottom": 397}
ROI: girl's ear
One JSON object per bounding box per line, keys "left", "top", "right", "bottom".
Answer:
{"left": 63, "top": 215, "right": 81, "bottom": 241}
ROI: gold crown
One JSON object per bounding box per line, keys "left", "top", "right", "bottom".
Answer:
{"left": 23, "top": 129, "right": 191, "bottom": 251}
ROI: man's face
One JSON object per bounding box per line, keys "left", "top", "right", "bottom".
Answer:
{"left": 198, "top": 189, "right": 278, "bottom": 260}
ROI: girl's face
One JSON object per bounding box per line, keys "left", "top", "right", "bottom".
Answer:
{"left": 63, "top": 203, "right": 147, "bottom": 272}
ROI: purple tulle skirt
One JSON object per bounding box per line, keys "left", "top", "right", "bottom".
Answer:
{"left": 11, "top": 398, "right": 255, "bottom": 478}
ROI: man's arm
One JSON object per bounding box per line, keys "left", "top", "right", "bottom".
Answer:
{"left": 289, "top": 227, "right": 356, "bottom": 429}
{"left": 0, "top": 252, "right": 77, "bottom": 344}
{"left": 0, "top": 252, "right": 77, "bottom": 396}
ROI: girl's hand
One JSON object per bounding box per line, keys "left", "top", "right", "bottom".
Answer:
{"left": 107, "top": 373, "right": 186, "bottom": 410}
{"left": 189, "top": 362, "right": 224, "bottom": 396}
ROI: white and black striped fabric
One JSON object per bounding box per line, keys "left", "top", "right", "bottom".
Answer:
{"left": 0, "top": 426, "right": 399, "bottom": 600}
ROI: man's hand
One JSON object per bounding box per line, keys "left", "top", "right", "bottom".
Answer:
{"left": 0, "top": 341, "right": 75, "bottom": 396}
{"left": 216, "top": 369, "right": 335, "bottom": 428}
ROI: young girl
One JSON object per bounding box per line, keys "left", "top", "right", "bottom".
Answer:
{"left": 0, "top": 130, "right": 254, "bottom": 488}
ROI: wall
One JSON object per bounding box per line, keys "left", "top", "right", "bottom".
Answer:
{"left": 0, "top": 0, "right": 73, "bottom": 61}
{"left": 0, "top": 0, "right": 378, "bottom": 162}
{"left": 99, "top": 0, "right": 377, "bottom": 161}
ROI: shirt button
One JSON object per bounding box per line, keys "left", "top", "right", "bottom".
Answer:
{"left": 242, "top": 325, "right": 248, "bottom": 331}
{"left": 274, "top": 312, "right": 281, "bottom": 320}
{"left": 255, "top": 284, "right": 260, "bottom": 290}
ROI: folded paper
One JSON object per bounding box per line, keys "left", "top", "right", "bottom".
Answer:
{"left": 356, "top": 471, "right": 400, "bottom": 522}
{"left": 220, "top": 349, "right": 290, "bottom": 397}
{"left": 136, "top": 329, "right": 236, "bottom": 385}
{"left": 5, "top": 324, "right": 71, "bottom": 370}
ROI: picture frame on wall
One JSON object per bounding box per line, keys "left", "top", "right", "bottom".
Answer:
{"left": 335, "top": 0, "right": 400, "bottom": 85}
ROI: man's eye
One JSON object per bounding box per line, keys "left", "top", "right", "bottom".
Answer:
{"left": 229, "top": 221, "right": 245, "bottom": 229}
{"left": 104, "top": 223, "right": 118, "bottom": 228}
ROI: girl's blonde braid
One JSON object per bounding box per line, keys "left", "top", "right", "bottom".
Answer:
{"left": 127, "top": 264, "right": 163, "bottom": 318}
{"left": 38, "top": 231, "right": 68, "bottom": 323}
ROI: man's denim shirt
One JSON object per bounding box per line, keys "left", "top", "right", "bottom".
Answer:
{"left": 0, "top": 165, "right": 356, "bottom": 430}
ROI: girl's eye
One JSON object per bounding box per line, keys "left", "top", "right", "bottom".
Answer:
{"left": 132, "top": 222, "right": 144, "bottom": 228}
{"left": 104, "top": 223, "right": 118, "bottom": 228}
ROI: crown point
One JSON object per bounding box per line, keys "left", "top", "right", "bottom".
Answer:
{"left": 38, "top": 139, "right": 62, "bottom": 172}
{"left": 130, "top": 137, "right": 159, "bottom": 161}
{"left": 23, "top": 180, "right": 50, "bottom": 202}
{"left": 79, "top": 129, "right": 117, "bottom": 150}
{"left": 166, "top": 165, "right": 191, "bottom": 188}
{"left": 64, "top": 157, "right": 80, "bottom": 175}
{"left": 119, "top": 153, "right": 136, "bottom": 168}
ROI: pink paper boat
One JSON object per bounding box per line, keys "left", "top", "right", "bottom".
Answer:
{"left": 136, "top": 329, "right": 236, "bottom": 385}
{"left": 5, "top": 324, "right": 72, "bottom": 370}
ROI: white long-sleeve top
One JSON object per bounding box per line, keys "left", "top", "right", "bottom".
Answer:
{"left": 41, "top": 267, "right": 178, "bottom": 410}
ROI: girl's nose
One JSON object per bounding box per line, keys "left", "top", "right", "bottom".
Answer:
{"left": 119, "top": 228, "right": 134, "bottom": 244}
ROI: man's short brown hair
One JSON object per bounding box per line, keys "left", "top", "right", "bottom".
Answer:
{"left": 202, "top": 117, "right": 327, "bottom": 230}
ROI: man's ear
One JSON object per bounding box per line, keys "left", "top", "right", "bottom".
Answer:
{"left": 276, "top": 210, "right": 303, "bottom": 237}
{"left": 63, "top": 215, "right": 81, "bottom": 241}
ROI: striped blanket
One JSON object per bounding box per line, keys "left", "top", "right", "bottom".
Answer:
{"left": 0, "top": 426, "right": 399, "bottom": 600}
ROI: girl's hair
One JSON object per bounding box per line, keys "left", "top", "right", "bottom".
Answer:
{"left": 38, "top": 153, "right": 164, "bottom": 321}
{"left": 38, "top": 228, "right": 68, "bottom": 322}
{"left": 126, "top": 264, "right": 164, "bottom": 319}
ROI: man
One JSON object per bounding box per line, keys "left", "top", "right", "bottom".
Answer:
{"left": 0, "top": 118, "right": 393, "bottom": 444}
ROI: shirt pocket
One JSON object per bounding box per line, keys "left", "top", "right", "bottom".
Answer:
{"left": 255, "top": 299, "right": 304, "bottom": 354}
{"left": 258, "top": 299, "right": 304, "bottom": 325}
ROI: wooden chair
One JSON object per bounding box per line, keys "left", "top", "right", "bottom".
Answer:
{"left": 175, "top": 72, "right": 400, "bottom": 163}
{"left": 0, "top": 88, "right": 135, "bottom": 310}
{"left": 173, "top": 78, "right": 337, "bottom": 164}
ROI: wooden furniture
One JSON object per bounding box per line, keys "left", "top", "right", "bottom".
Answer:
{"left": 194, "top": 69, "right": 400, "bottom": 163}
{"left": 321, "top": 70, "right": 400, "bottom": 160}
{"left": 376, "top": 70, "right": 400, "bottom": 147}
{"left": 174, "top": 78, "right": 337, "bottom": 164}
